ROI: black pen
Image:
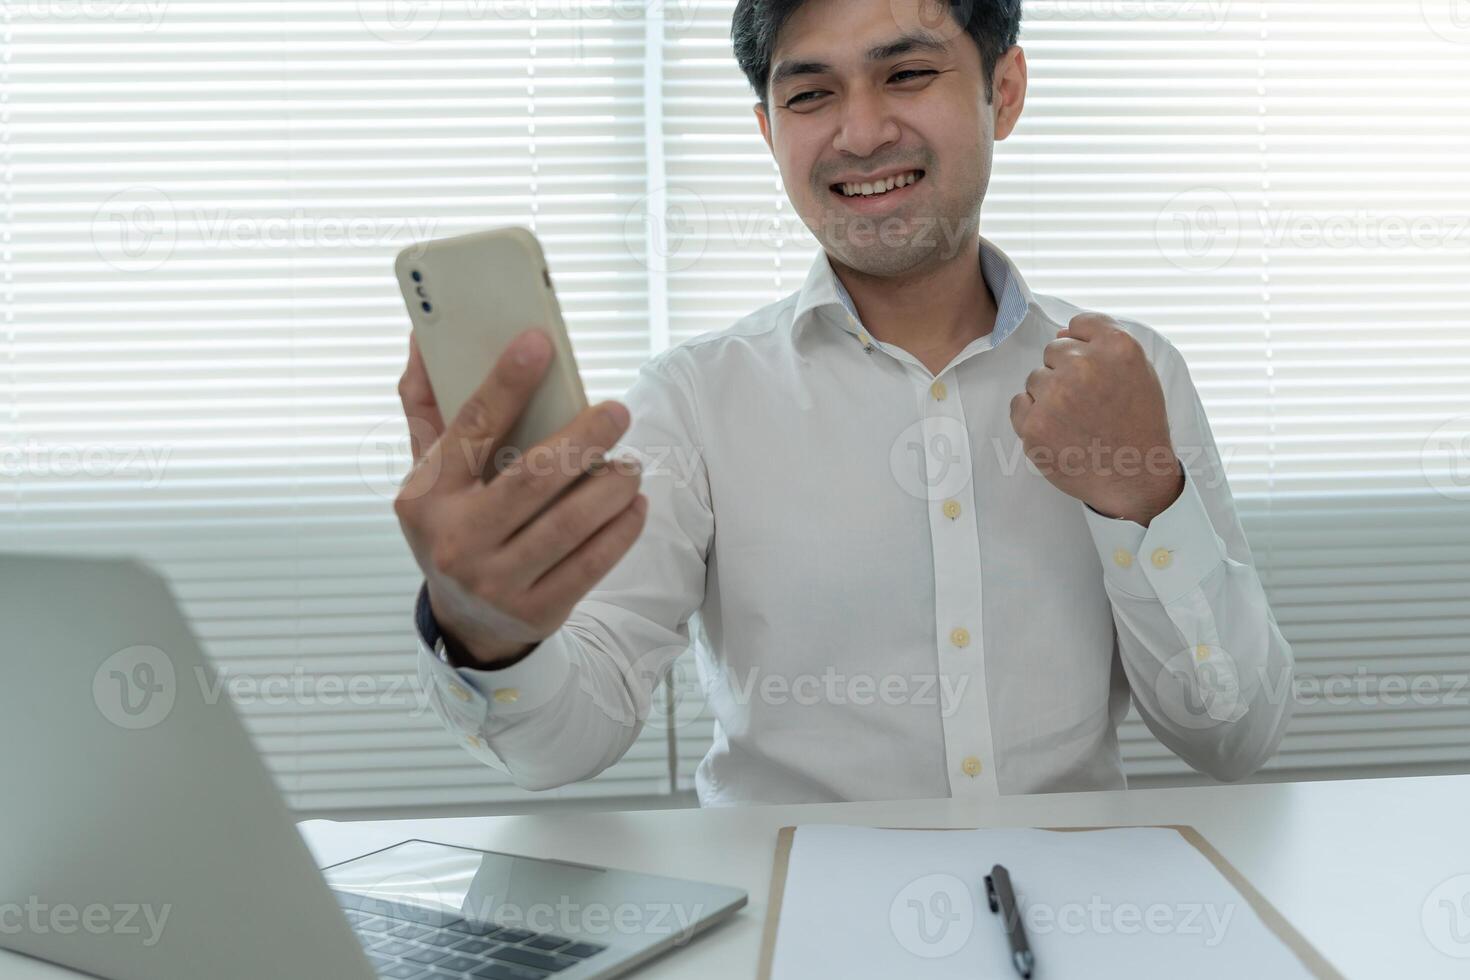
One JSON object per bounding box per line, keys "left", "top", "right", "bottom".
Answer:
{"left": 985, "top": 864, "right": 1035, "bottom": 978}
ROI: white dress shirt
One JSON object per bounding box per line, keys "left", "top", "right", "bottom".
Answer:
{"left": 416, "top": 237, "right": 1296, "bottom": 807}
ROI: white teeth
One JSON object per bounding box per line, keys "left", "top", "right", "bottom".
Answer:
{"left": 839, "top": 170, "right": 921, "bottom": 198}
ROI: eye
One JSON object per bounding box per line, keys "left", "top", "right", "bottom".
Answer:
{"left": 782, "top": 69, "right": 938, "bottom": 109}
{"left": 785, "top": 89, "right": 828, "bottom": 108}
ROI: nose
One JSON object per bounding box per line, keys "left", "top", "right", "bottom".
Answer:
{"left": 831, "top": 83, "right": 901, "bottom": 161}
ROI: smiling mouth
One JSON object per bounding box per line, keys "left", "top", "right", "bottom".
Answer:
{"left": 830, "top": 169, "right": 926, "bottom": 199}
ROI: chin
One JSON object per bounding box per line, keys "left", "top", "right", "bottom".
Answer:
{"left": 824, "top": 239, "right": 937, "bottom": 278}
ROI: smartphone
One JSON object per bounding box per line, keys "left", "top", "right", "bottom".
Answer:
{"left": 395, "top": 226, "right": 587, "bottom": 460}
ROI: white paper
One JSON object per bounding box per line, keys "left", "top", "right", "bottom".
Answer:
{"left": 768, "top": 824, "right": 1314, "bottom": 979}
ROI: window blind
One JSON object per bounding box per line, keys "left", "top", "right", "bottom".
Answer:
{"left": 1, "top": 1, "right": 671, "bottom": 815}
{"left": 4, "top": 1, "right": 1467, "bottom": 817}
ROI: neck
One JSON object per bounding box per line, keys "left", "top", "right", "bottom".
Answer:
{"left": 830, "top": 236, "right": 998, "bottom": 377}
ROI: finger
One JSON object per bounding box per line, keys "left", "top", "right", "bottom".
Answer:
{"left": 477, "top": 400, "right": 633, "bottom": 537}
{"left": 437, "top": 329, "right": 553, "bottom": 490}
{"left": 1061, "top": 312, "right": 1113, "bottom": 342}
{"left": 499, "top": 460, "right": 643, "bottom": 585}
{"left": 1009, "top": 391, "right": 1032, "bottom": 434}
{"left": 525, "top": 494, "right": 649, "bottom": 613}
{"left": 1024, "top": 366, "right": 1052, "bottom": 402}
{"left": 399, "top": 335, "right": 446, "bottom": 462}
{"left": 1042, "top": 337, "right": 1086, "bottom": 371}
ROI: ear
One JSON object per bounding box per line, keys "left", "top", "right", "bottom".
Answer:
{"left": 992, "top": 46, "right": 1028, "bottom": 142}
{"left": 754, "top": 101, "right": 774, "bottom": 153}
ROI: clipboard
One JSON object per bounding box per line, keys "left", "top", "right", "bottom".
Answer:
{"left": 756, "top": 824, "right": 1344, "bottom": 980}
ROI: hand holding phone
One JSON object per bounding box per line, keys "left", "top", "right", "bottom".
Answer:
{"left": 391, "top": 230, "right": 648, "bottom": 667}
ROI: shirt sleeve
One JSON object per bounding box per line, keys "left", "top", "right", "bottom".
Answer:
{"left": 1081, "top": 336, "right": 1296, "bottom": 782}
{"left": 414, "top": 350, "right": 714, "bottom": 791}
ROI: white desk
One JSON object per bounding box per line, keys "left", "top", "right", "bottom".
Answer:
{"left": 5, "top": 774, "right": 1469, "bottom": 978}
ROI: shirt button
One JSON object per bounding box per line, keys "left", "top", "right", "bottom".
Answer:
{"left": 1151, "top": 548, "right": 1174, "bottom": 570}
{"left": 942, "top": 499, "right": 962, "bottom": 520}
{"left": 950, "top": 627, "right": 971, "bottom": 649}
{"left": 448, "top": 682, "right": 471, "bottom": 703}
{"left": 1112, "top": 548, "right": 1133, "bottom": 569}
{"left": 1196, "top": 644, "right": 1211, "bottom": 662}
{"left": 930, "top": 380, "right": 948, "bottom": 401}
{"left": 492, "top": 688, "right": 521, "bottom": 705}
{"left": 961, "top": 756, "right": 982, "bottom": 777}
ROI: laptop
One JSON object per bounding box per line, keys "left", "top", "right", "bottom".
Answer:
{"left": 0, "top": 554, "right": 746, "bottom": 980}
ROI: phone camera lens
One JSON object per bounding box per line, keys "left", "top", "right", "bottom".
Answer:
{"left": 421, "top": 301, "right": 432, "bottom": 313}
{"left": 411, "top": 270, "right": 422, "bottom": 283}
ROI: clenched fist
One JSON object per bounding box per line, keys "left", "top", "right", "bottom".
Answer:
{"left": 1009, "top": 312, "right": 1185, "bottom": 527}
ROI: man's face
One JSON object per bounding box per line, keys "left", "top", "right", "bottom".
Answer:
{"left": 756, "top": 0, "right": 1010, "bottom": 278}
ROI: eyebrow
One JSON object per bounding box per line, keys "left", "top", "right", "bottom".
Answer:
{"left": 769, "top": 31, "right": 949, "bottom": 90}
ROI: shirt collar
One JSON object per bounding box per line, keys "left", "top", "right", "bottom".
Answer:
{"left": 790, "top": 235, "right": 1036, "bottom": 351}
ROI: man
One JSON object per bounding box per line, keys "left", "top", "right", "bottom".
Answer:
{"left": 394, "top": 0, "right": 1295, "bottom": 806}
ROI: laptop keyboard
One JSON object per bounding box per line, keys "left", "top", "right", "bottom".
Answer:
{"left": 343, "top": 907, "right": 608, "bottom": 980}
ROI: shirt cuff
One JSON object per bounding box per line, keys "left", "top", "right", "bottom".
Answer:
{"left": 413, "top": 583, "right": 574, "bottom": 723}
{"left": 1082, "top": 465, "right": 1228, "bottom": 605}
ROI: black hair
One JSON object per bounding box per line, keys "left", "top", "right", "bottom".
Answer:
{"left": 731, "top": 0, "right": 1022, "bottom": 107}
